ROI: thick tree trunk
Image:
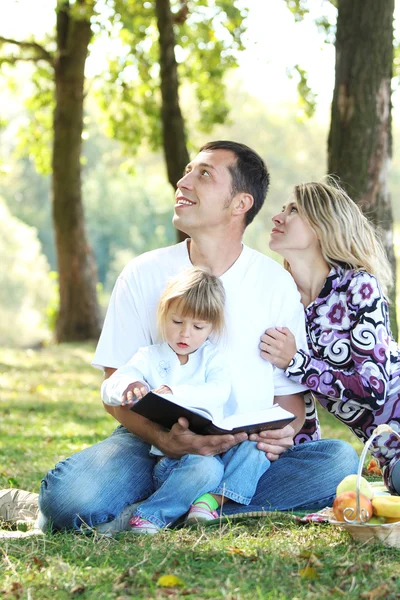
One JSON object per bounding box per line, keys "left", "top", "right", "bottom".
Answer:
{"left": 328, "top": 0, "right": 397, "bottom": 338}
{"left": 52, "top": 0, "right": 101, "bottom": 341}
{"left": 155, "top": 0, "right": 190, "bottom": 243}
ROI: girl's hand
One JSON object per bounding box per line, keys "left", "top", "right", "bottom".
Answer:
{"left": 153, "top": 385, "right": 173, "bottom": 395}
{"left": 122, "top": 381, "right": 149, "bottom": 406}
{"left": 259, "top": 327, "right": 297, "bottom": 370}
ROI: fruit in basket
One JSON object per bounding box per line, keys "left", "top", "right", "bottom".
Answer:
{"left": 372, "top": 495, "right": 400, "bottom": 519}
{"left": 384, "top": 516, "right": 400, "bottom": 523}
{"left": 333, "top": 491, "right": 373, "bottom": 522}
{"left": 336, "top": 474, "right": 374, "bottom": 499}
{"left": 367, "top": 516, "right": 386, "bottom": 524}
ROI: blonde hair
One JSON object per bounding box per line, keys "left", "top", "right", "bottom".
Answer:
{"left": 157, "top": 267, "right": 226, "bottom": 339}
{"left": 286, "top": 177, "right": 392, "bottom": 295}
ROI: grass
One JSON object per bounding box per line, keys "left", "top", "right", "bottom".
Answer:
{"left": 1, "top": 344, "right": 399, "bottom": 599}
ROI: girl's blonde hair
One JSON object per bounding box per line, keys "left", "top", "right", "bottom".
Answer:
{"left": 287, "top": 176, "right": 392, "bottom": 295}
{"left": 157, "top": 267, "right": 226, "bottom": 339}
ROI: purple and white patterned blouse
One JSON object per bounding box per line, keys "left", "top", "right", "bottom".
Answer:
{"left": 290, "top": 266, "right": 400, "bottom": 492}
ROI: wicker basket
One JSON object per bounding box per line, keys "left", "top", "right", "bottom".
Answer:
{"left": 329, "top": 424, "right": 400, "bottom": 547}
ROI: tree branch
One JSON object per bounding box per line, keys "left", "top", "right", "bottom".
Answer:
{"left": 0, "top": 36, "right": 54, "bottom": 65}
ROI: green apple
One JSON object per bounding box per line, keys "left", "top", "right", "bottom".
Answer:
{"left": 367, "top": 516, "right": 386, "bottom": 525}
{"left": 336, "top": 474, "right": 374, "bottom": 500}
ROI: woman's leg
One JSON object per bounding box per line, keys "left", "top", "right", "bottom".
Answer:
{"left": 220, "top": 439, "right": 359, "bottom": 516}
{"left": 39, "top": 426, "right": 157, "bottom": 531}
{"left": 212, "top": 441, "right": 271, "bottom": 505}
{"left": 135, "top": 454, "right": 224, "bottom": 528}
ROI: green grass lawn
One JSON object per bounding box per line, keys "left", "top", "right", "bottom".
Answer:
{"left": 1, "top": 344, "right": 399, "bottom": 599}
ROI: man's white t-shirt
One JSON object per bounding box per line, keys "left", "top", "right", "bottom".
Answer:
{"left": 93, "top": 241, "right": 307, "bottom": 417}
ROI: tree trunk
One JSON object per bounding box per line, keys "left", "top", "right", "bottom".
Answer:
{"left": 328, "top": 0, "right": 397, "bottom": 338}
{"left": 155, "top": 0, "right": 190, "bottom": 243}
{"left": 52, "top": 0, "right": 101, "bottom": 341}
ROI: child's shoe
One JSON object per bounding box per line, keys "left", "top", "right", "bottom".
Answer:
{"left": 129, "top": 515, "right": 160, "bottom": 534}
{"left": 186, "top": 502, "right": 219, "bottom": 523}
{"left": 186, "top": 494, "right": 219, "bottom": 523}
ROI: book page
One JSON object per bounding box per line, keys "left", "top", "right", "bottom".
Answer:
{"left": 215, "top": 404, "right": 295, "bottom": 430}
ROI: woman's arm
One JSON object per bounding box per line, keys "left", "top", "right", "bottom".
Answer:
{"left": 261, "top": 272, "right": 392, "bottom": 411}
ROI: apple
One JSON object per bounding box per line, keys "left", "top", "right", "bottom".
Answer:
{"left": 333, "top": 491, "right": 373, "bottom": 523}
{"left": 336, "top": 474, "right": 374, "bottom": 500}
{"left": 367, "top": 516, "right": 386, "bottom": 525}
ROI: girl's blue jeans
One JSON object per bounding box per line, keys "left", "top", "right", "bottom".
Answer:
{"left": 38, "top": 425, "right": 359, "bottom": 531}
{"left": 135, "top": 440, "right": 270, "bottom": 528}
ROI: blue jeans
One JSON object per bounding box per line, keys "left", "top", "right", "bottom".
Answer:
{"left": 38, "top": 425, "right": 359, "bottom": 531}
{"left": 136, "top": 441, "right": 270, "bottom": 528}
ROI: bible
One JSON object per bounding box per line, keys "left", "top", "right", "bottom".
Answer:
{"left": 130, "top": 391, "right": 295, "bottom": 435}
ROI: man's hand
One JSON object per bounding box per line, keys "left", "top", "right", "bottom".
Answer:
{"left": 157, "top": 417, "right": 248, "bottom": 459}
{"left": 260, "top": 327, "right": 297, "bottom": 370}
{"left": 153, "top": 385, "right": 173, "bottom": 395}
{"left": 122, "top": 381, "right": 149, "bottom": 406}
{"left": 249, "top": 424, "right": 295, "bottom": 461}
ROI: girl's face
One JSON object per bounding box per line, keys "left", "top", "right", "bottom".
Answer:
{"left": 269, "top": 199, "right": 319, "bottom": 257}
{"left": 164, "top": 300, "right": 213, "bottom": 363}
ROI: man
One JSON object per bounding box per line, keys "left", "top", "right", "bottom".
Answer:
{"left": 1, "top": 141, "right": 358, "bottom": 532}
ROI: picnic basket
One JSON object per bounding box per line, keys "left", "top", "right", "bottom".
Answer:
{"left": 329, "top": 424, "right": 400, "bottom": 547}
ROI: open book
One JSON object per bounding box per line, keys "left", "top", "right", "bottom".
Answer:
{"left": 131, "top": 391, "right": 295, "bottom": 435}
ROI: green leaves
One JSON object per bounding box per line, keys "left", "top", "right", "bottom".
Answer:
{"left": 98, "top": 0, "right": 247, "bottom": 153}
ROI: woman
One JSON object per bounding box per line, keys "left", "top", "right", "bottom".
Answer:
{"left": 261, "top": 177, "right": 400, "bottom": 494}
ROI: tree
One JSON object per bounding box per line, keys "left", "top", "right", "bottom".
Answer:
{"left": 100, "top": 0, "right": 246, "bottom": 241}
{"left": 328, "top": 0, "right": 397, "bottom": 337}
{"left": 0, "top": 0, "right": 101, "bottom": 342}
{"left": 284, "top": 0, "right": 398, "bottom": 337}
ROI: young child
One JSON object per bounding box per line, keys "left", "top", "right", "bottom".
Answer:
{"left": 101, "top": 267, "right": 271, "bottom": 534}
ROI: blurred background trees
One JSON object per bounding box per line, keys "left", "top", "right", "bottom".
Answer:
{"left": 1, "top": 0, "right": 400, "bottom": 347}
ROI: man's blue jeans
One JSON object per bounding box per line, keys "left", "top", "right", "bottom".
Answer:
{"left": 38, "top": 425, "right": 359, "bottom": 531}
{"left": 135, "top": 441, "right": 270, "bottom": 528}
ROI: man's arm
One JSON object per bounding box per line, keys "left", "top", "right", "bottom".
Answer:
{"left": 249, "top": 393, "right": 305, "bottom": 461}
{"left": 102, "top": 367, "right": 246, "bottom": 458}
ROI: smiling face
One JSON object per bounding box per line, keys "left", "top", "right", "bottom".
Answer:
{"left": 173, "top": 149, "right": 238, "bottom": 235}
{"left": 164, "top": 299, "right": 214, "bottom": 364}
{"left": 269, "top": 199, "right": 320, "bottom": 258}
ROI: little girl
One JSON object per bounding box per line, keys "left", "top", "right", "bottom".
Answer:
{"left": 101, "top": 267, "right": 271, "bottom": 534}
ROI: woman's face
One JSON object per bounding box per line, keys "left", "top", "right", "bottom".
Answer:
{"left": 269, "top": 198, "right": 319, "bottom": 257}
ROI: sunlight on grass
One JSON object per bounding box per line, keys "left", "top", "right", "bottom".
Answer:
{"left": 1, "top": 343, "right": 399, "bottom": 599}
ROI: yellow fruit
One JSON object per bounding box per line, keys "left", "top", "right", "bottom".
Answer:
{"left": 333, "top": 491, "right": 373, "bottom": 522}
{"left": 336, "top": 474, "right": 374, "bottom": 499}
{"left": 384, "top": 516, "right": 400, "bottom": 523}
{"left": 372, "top": 495, "right": 400, "bottom": 519}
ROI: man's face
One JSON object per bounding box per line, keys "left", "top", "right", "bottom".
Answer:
{"left": 173, "top": 149, "right": 237, "bottom": 234}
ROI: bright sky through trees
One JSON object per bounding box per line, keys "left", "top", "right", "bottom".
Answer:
{"left": 2, "top": 0, "right": 400, "bottom": 119}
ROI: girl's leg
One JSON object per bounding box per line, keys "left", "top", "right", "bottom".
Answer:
{"left": 134, "top": 454, "right": 224, "bottom": 529}
{"left": 39, "top": 426, "right": 157, "bottom": 531}
{"left": 212, "top": 441, "right": 270, "bottom": 505}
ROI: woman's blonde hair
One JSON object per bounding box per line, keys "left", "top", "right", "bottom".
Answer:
{"left": 157, "top": 267, "right": 226, "bottom": 339}
{"left": 287, "top": 176, "right": 392, "bottom": 295}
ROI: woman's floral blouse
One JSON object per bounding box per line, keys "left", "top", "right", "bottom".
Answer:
{"left": 291, "top": 266, "right": 400, "bottom": 492}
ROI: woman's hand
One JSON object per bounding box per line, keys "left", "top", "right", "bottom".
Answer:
{"left": 260, "top": 327, "right": 297, "bottom": 370}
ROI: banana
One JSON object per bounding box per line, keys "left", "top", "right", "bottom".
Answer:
{"left": 372, "top": 495, "right": 400, "bottom": 519}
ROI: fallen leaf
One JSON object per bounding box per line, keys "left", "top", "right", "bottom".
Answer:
{"left": 367, "top": 459, "right": 382, "bottom": 476}
{"left": 71, "top": 584, "right": 85, "bottom": 595}
{"left": 157, "top": 575, "right": 184, "bottom": 588}
{"left": 360, "top": 584, "right": 390, "bottom": 600}
{"left": 299, "top": 566, "right": 318, "bottom": 580}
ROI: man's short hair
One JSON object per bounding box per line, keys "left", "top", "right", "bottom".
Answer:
{"left": 200, "top": 141, "right": 270, "bottom": 227}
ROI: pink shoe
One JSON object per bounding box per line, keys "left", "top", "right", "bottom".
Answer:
{"left": 186, "top": 502, "right": 219, "bottom": 524}
{"left": 129, "top": 515, "right": 160, "bottom": 535}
